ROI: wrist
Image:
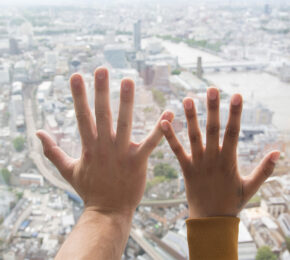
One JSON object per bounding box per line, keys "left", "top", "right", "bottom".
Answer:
{"left": 81, "top": 206, "right": 134, "bottom": 227}
{"left": 188, "top": 208, "right": 237, "bottom": 219}
{"left": 56, "top": 205, "right": 134, "bottom": 260}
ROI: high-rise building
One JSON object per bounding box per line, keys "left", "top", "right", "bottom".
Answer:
{"left": 196, "top": 57, "right": 203, "bottom": 79}
{"left": 152, "top": 62, "right": 170, "bottom": 92}
{"left": 9, "top": 38, "right": 20, "bottom": 55}
{"left": 133, "top": 20, "right": 141, "bottom": 51}
{"left": 264, "top": 4, "right": 271, "bottom": 15}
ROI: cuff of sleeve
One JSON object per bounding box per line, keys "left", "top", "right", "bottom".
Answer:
{"left": 186, "top": 216, "right": 240, "bottom": 260}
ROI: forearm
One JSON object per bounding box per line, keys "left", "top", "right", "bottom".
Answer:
{"left": 55, "top": 208, "right": 133, "bottom": 260}
{"left": 186, "top": 217, "right": 240, "bottom": 260}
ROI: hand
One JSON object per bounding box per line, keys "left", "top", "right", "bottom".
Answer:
{"left": 36, "top": 67, "right": 173, "bottom": 216}
{"left": 160, "top": 87, "right": 280, "bottom": 218}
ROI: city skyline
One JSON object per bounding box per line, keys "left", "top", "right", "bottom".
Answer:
{"left": 0, "top": 1, "right": 289, "bottom": 259}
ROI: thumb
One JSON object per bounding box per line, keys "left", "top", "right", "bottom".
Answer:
{"left": 36, "top": 130, "right": 74, "bottom": 180}
{"left": 244, "top": 150, "right": 280, "bottom": 200}
{"left": 137, "top": 111, "right": 174, "bottom": 158}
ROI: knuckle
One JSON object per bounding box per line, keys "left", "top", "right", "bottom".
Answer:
{"left": 82, "top": 148, "right": 92, "bottom": 162}
{"left": 121, "top": 93, "right": 133, "bottom": 103}
{"left": 189, "top": 133, "right": 201, "bottom": 144}
{"left": 146, "top": 139, "right": 157, "bottom": 150}
{"left": 96, "top": 110, "right": 109, "bottom": 123}
{"left": 262, "top": 164, "right": 274, "bottom": 178}
{"left": 43, "top": 148, "right": 51, "bottom": 158}
{"left": 225, "top": 126, "right": 239, "bottom": 139}
{"left": 230, "top": 104, "right": 241, "bottom": 115}
{"left": 118, "top": 120, "right": 129, "bottom": 131}
{"left": 171, "top": 144, "right": 181, "bottom": 155}
{"left": 164, "top": 132, "right": 173, "bottom": 140}
{"left": 186, "top": 110, "right": 195, "bottom": 120}
{"left": 44, "top": 147, "right": 56, "bottom": 159}
{"left": 208, "top": 101, "right": 218, "bottom": 110}
{"left": 206, "top": 124, "right": 219, "bottom": 136}
{"left": 76, "top": 111, "right": 89, "bottom": 121}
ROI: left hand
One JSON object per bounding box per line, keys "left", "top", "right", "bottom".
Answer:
{"left": 37, "top": 67, "right": 174, "bottom": 216}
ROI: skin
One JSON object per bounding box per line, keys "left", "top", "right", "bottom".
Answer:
{"left": 36, "top": 67, "right": 174, "bottom": 260}
{"left": 160, "top": 87, "right": 280, "bottom": 218}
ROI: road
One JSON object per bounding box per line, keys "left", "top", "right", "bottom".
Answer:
{"left": 8, "top": 204, "right": 32, "bottom": 243}
{"left": 130, "top": 228, "right": 164, "bottom": 260}
{"left": 23, "top": 87, "right": 75, "bottom": 193}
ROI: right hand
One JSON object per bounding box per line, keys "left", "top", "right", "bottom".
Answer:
{"left": 160, "top": 87, "right": 280, "bottom": 218}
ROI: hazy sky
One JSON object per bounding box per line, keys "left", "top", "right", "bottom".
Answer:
{"left": 0, "top": 0, "right": 287, "bottom": 6}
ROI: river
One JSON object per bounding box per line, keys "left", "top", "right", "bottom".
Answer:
{"left": 162, "top": 41, "right": 290, "bottom": 131}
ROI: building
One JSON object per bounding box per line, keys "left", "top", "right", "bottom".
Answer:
{"left": 280, "top": 63, "right": 290, "bottom": 82}
{"left": 14, "top": 60, "right": 28, "bottom": 82}
{"left": 12, "top": 82, "right": 23, "bottom": 95}
{"left": 0, "top": 39, "right": 9, "bottom": 54}
{"left": 196, "top": 57, "right": 203, "bottom": 78}
{"left": 261, "top": 198, "right": 287, "bottom": 218}
{"left": 10, "top": 95, "right": 25, "bottom": 131}
{"left": 278, "top": 213, "right": 290, "bottom": 237}
{"left": 20, "top": 173, "right": 44, "bottom": 186}
{"left": 9, "top": 38, "right": 20, "bottom": 55}
{"left": 104, "top": 44, "right": 127, "bottom": 68}
{"left": 251, "top": 217, "right": 285, "bottom": 253}
{"left": 0, "top": 64, "right": 10, "bottom": 84}
{"left": 134, "top": 20, "right": 141, "bottom": 51}
{"left": 152, "top": 62, "right": 170, "bottom": 92}
{"left": 238, "top": 221, "right": 257, "bottom": 260}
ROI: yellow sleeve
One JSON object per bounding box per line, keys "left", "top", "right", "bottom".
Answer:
{"left": 186, "top": 216, "right": 240, "bottom": 260}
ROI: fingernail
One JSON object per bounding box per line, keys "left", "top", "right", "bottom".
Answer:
{"left": 123, "top": 81, "right": 130, "bottom": 92}
{"left": 184, "top": 100, "right": 192, "bottom": 110}
{"left": 161, "top": 121, "right": 168, "bottom": 131}
{"left": 271, "top": 152, "right": 280, "bottom": 163}
{"left": 71, "top": 74, "right": 81, "bottom": 86}
{"left": 96, "top": 69, "right": 106, "bottom": 80}
{"left": 163, "top": 111, "right": 173, "bottom": 121}
{"left": 208, "top": 88, "right": 217, "bottom": 101}
{"left": 232, "top": 95, "right": 241, "bottom": 106}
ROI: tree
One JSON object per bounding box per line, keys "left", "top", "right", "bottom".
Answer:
{"left": 171, "top": 69, "right": 181, "bottom": 75}
{"left": 152, "top": 88, "right": 166, "bottom": 108}
{"left": 0, "top": 168, "right": 10, "bottom": 185}
{"left": 156, "top": 151, "right": 164, "bottom": 159}
{"left": 256, "top": 246, "right": 277, "bottom": 260}
{"left": 286, "top": 237, "right": 290, "bottom": 252}
{"left": 13, "top": 136, "right": 25, "bottom": 152}
{"left": 153, "top": 163, "right": 177, "bottom": 179}
{"left": 146, "top": 176, "right": 167, "bottom": 192}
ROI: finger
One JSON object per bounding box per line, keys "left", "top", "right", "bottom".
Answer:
{"left": 221, "top": 94, "right": 243, "bottom": 159}
{"left": 70, "top": 74, "right": 97, "bottom": 147}
{"left": 36, "top": 130, "right": 75, "bottom": 180}
{"left": 115, "top": 78, "right": 135, "bottom": 150}
{"left": 94, "top": 67, "right": 113, "bottom": 140}
{"left": 160, "top": 120, "right": 189, "bottom": 167}
{"left": 244, "top": 151, "right": 280, "bottom": 200}
{"left": 137, "top": 111, "right": 174, "bottom": 158}
{"left": 183, "top": 98, "right": 203, "bottom": 162}
{"left": 205, "top": 87, "right": 220, "bottom": 158}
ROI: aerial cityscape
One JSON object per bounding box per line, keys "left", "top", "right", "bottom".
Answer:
{"left": 0, "top": 0, "right": 290, "bottom": 259}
